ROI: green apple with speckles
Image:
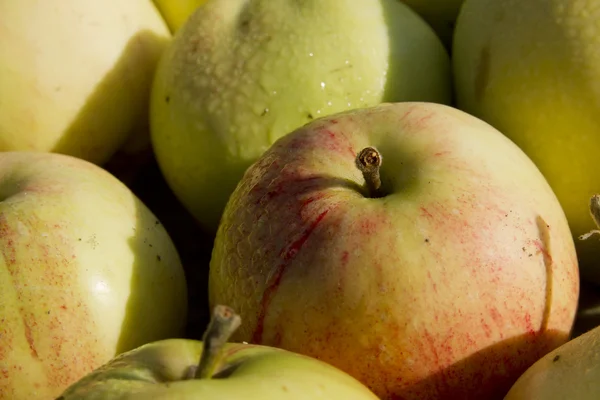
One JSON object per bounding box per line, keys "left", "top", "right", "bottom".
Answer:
{"left": 57, "top": 305, "right": 380, "bottom": 400}
{"left": 208, "top": 102, "right": 579, "bottom": 399}
{"left": 452, "top": 0, "right": 600, "bottom": 285}
{"left": 0, "top": 152, "right": 187, "bottom": 400}
{"left": 150, "top": 0, "right": 452, "bottom": 232}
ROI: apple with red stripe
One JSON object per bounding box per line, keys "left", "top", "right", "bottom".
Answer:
{"left": 208, "top": 102, "right": 579, "bottom": 399}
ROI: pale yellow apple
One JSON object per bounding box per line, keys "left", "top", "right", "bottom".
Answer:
{"left": 209, "top": 102, "right": 579, "bottom": 399}
{"left": 151, "top": 0, "right": 208, "bottom": 32}
{"left": 0, "top": 0, "right": 170, "bottom": 166}
{"left": 452, "top": 0, "right": 600, "bottom": 284}
{"left": 0, "top": 152, "right": 188, "bottom": 400}
{"left": 504, "top": 324, "right": 600, "bottom": 399}
{"left": 150, "top": 0, "right": 452, "bottom": 232}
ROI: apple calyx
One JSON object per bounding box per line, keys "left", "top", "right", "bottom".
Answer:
{"left": 355, "top": 147, "right": 384, "bottom": 198}
{"left": 579, "top": 194, "right": 600, "bottom": 240}
{"left": 188, "top": 305, "right": 242, "bottom": 380}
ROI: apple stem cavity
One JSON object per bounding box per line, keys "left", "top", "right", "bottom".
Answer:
{"left": 356, "top": 147, "right": 384, "bottom": 198}
{"left": 193, "top": 305, "right": 242, "bottom": 380}
{"left": 579, "top": 194, "right": 600, "bottom": 240}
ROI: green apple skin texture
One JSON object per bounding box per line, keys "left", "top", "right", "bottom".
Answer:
{"left": 0, "top": 153, "right": 188, "bottom": 400}
{"left": 0, "top": 0, "right": 170, "bottom": 165}
{"left": 150, "top": 0, "right": 452, "bottom": 232}
{"left": 151, "top": 0, "right": 209, "bottom": 32}
{"left": 209, "top": 102, "right": 579, "bottom": 399}
{"left": 58, "top": 339, "right": 380, "bottom": 400}
{"left": 505, "top": 325, "right": 600, "bottom": 400}
{"left": 452, "top": 0, "right": 600, "bottom": 284}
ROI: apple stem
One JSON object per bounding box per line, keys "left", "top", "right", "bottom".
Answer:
{"left": 194, "top": 305, "right": 242, "bottom": 380}
{"left": 579, "top": 194, "right": 600, "bottom": 240}
{"left": 355, "top": 147, "right": 383, "bottom": 198}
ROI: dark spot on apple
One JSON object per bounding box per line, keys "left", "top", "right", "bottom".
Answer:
{"left": 553, "top": 354, "right": 560, "bottom": 362}
{"left": 165, "top": 96, "right": 170, "bottom": 104}
{"left": 261, "top": 108, "right": 269, "bottom": 116}
{"left": 425, "top": 238, "right": 430, "bottom": 243}
{"left": 475, "top": 44, "right": 491, "bottom": 101}
{"left": 307, "top": 113, "right": 314, "bottom": 119}
{"left": 78, "top": 238, "right": 81, "bottom": 241}
{"left": 157, "top": 255, "right": 161, "bottom": 262}
{"left": 155, "top": 220, "right": 160, "bottom": 225}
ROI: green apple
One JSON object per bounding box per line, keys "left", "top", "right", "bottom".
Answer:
{"left": 208, "top": 102, "right": 579, "bottom": 399}
{"left": 400, "top": 0, "right": 465, "bottom": 50}
{"left": 57, "top": 305, "right": 380, "bottom": 400}
{"left": 452, "top": 0, "right": 600, "bottom": 284}
{"left": 0, "top": 0, "right": 170, "bottom": 166}
{"left": 150, "top": 0, "right": 452, "bottom": 232}
{"left": 151, "top": 0, "right": 208, "bottom": 32}
{"left": 504, "top": 324, "right": 600, "bottom": 399}
{"left": 0, "top": 152, "right": 188, "bottom": 400}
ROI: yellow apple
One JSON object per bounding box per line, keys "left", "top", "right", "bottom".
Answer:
{"left": 150, "top": 0, "right": 452, "bottom": 232}
{"left": 0, "top": 0, "right": 170, "bottom": 166}
{"left": 0, "top": 152, "right": 188, "bottom": 400}
{"left": 151, "top": 0, "right": 208, "bottom": 32}
{"left": 452, "top": 0, "right": 600, "bottom": 284}
{"left": 209, "top": 102, "right": 579, "bottom": 399}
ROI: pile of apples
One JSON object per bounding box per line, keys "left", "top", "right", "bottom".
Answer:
{"left": 1, "top": 0, "right": 600, "bottom": 399}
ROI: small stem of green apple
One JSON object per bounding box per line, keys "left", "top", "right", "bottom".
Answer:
{"left": 356, "top": 147, "right": 383, "bottom": 198}
{"left": 579, "top": 194, "right": 600, "bottom": 240}
{"left": 194, "top": 305, "right": 242, "bottom": 380}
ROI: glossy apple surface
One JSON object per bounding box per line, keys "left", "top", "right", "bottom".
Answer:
{"left": 209, "top": 102, "right": 579, "bottom": 399}
{"left": 0, "top": 152, "right": 188, "bottom": 400}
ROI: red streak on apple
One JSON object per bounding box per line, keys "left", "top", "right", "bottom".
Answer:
{"left": 0, "top": 211, "right": 103, "bottom": 395}
{"left": 252, "top": 208, "right": 331, "bottom": 343}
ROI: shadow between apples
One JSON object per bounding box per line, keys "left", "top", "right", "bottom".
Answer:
{"left": 51, "top": 29, "right": 169, "bottom": 167}
{"left": 113, "top": 158, "right": 217, "bottom": 354}
{"left": 391, "top": 329, "right": 567, "bottom": 400}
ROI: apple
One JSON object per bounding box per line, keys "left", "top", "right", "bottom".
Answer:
{"left": 208, "top": 102, "right": 580, "bottom": 399}
{"left": 150, "top": 0, "right": 452, "bottom": 232}
{"left": 57, "top": 305, "right": 380, "bottom": 400}
{"left": 452, "top": 0, "right": 600, "bottom": 284}
{"left": 0, "top": 152, "right": 188, "bottom": 400}
{"left": 0, "top": 0, "right": 170, "bottom": 166}
{"left": 400, "top": 0, "right": 465, "bottom": 50}
{"left": 504, "top": 324, "right": 600, "bottom": 399}
{"left": 151, "top": 0, "right": 208, "bottom": 32}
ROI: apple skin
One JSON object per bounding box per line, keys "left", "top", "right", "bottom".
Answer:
{"left": 0, "top": 152, "right": 188, "bottom": 400}
{"left": 57, "top": 338, "right": 380, "bottom": 399}
{"left": 400, "top": 0, "right": 465, "bottom": 50}
{"left": 504, "top": 324, "right": 600, "bottom": 400}
{"left": 151, "top": 0, "right": 208, "bottom": 32}
{"left": 0, "top": 0, "right": 170, "bottom": 166}
{"left": 208, "top": 102, "right": 580, "bottom": 399}
{"left": 150, "top": 0, "right": 452, "bottom": 232}
{"left": 452, "top": 0, "right": 600, "bottom": 284}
